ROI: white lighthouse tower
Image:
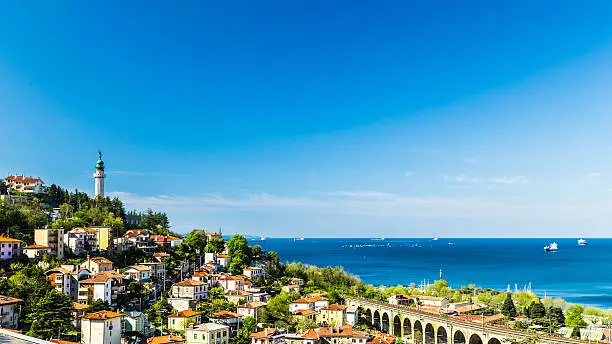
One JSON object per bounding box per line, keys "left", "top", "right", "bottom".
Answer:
{"left": 93, "top": 151, "right": 106, "bottom": 198}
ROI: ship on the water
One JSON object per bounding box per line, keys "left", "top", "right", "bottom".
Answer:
{"left": 544, "top": 242, "right": 558, "bottom": 252}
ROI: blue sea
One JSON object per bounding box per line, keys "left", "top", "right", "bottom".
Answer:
{"left": 255, "top": 238, "right": 612, "bottom": 309}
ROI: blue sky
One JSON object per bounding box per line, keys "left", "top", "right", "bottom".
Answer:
{"left": 2, "top": 1, "right": 612, "bottom": 237}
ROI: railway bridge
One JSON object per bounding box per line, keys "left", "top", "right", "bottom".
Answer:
{"left": 348, "top": 298, "right": 584, "bottom": 344}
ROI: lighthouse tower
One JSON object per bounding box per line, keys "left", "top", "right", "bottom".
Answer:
{"left": 93, "top": 151, "right": 106, "bottom": 198}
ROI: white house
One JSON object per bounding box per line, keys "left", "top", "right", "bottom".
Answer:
{"left": 79, "top": 274, "right": 113, "bottom": 305}
{"left": 81, "top": 310, "right": 123, "bottom": 344}
{"left": 169, "top": 279, "right": 208, "bottom": 312}
{"left": 125, "top": 265, "right": 152, "bottom": 282}
{"left": 218, "top": 275, "right": 245, "bottom": 292}
{"left": 46, "top": 265, "right": 88, "bottom": 301}
{"left": 185, "top": 322, "right": 230, "bottom": 344}
{"left": 4, "top": 175, "right": 45, "bottom": 194}
{"left": 22, "top": 244, "right": 51, "bottom": 261}
{"left": 0, "top": 295, "right": 22, "bottom": 329}
{"left": 0, "top": 236, "right": 21, "bottom": 260}
{"left": 242, "top": 267, "right": 263, "bottom": 280}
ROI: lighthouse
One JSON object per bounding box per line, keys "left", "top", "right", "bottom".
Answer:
{"left": 94, "top": 151, "right": 106, "bottom": 197}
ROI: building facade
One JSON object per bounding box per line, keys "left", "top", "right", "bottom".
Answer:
{"left": 34, "top": 228, "right": 65, "bottom": 259}
{"left": 4, "top": 175, "right": 44, "bottom": 194}
{"left": 81, "top": 310, "right": 123, "bottom": 344}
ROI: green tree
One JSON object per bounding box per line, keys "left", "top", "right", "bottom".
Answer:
{"left": 501, "top": 293, "right": 518, "bottom": 318}
{"left": 565, "top": 304, "right": 587, "bottom": 328}
{"left": 228, "top": 234, "right": 250, "bottom": 269}
{"left": 182, "top": 230, "right": 208, "bottom": 254}
{"left": 205, "top": 237, "right": 225, "bottom": 253}
{"left": 547, "top": 307, "right": 565, "bottom": 326}
{"left": 528, "top": 301, "right": 546, "bottom": 319}
{"left": 59, "top": 203, "right": 74, "bottom": 219}
{"left": 570, "top": 327, "right": 581, "bottom": 338}
{"left": 25, "top": 290, "right": 74, "bottom": 339}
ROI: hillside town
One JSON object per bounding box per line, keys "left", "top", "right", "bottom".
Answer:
{"left": 1, "top": 155, "right": 611, "bottom": 344}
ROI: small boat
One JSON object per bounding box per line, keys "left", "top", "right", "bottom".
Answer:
{"left": 544, "top": 242, "right": 558, "bottom": 252}
{"left": 432, "top": 237, "right": 439, "bottom": 241}
{"left": 578, "top": 237, "right": 588, "bottom": 246}
{"left": 294, "top": 237, "right": 304, "bottom": 241}
{"left": 448, "top": 242, "right": 455, "bottom": 246}
{"left": 260, "top": 237, "right": 266, "bottom": 241}
{"left": 371, "top": 237, "right": 385, "bottom": 241}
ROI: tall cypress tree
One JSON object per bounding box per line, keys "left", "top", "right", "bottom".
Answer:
{"left": 501, "top": 293, "right": 518, "bottom": 318}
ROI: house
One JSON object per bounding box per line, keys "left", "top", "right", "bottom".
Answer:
{"left": 122, "top": 229, "right": 157, "bottom": 253}
{"left": 317, "top": 304, "right": 347, "bottom": 326}
{"left": 250, "top": 328, "right": 283, "bottom": 344}
{"left": 242, "top": 267, "right": 263, "bottom": 280}
{"left": 4, "top": 175, "right": 44, "bottom": 194}
{"left": 47, "top": 265, "right": 87, "bottom": 300}
{"left": 0, "top": 236, "right": 21, "bottom": 260}
{"left": 293, "top": 309, "right": 317, "bottom": 323}
{"left": 148, "top": 335, "right": 186, "bottom": 344}
{"left": 22, "top": 244, "right": 51, "bottom": 261}
{"left": 289, "top": 278, "right": 304, "bottom": 287}
{"left": 89, "top": 226, "right": 113, "bottom": 252}
{"left": 34, "top": 228, "right": 65, "bottom": 259}
{"left": 122, "top": 310, "right": 155, "bottom": 337}
{"left": 125, "top": 265, "right": 152, "bottom": 282}
{"left": 237, "top": 301, "right": 266, "bottom": 319}
{"left": 316, "top": 325, "right": 368, "bottom": 344}
{"left": 209, "top": 311, "right": 242, "bottom": 337}
{"left": 225, "top": 290, "right": 253, "bottom": 305}
{"left": 216, "top": 254, "right": 231, "bottom": 269}
{"left": 169, "top": 279, "right": 207, "bottom": 312}
{"left": 252, "top": 292, "right": 271, "bottom": 304}
{"left": 0, "top": 296, "right": 22, "bottom": 329}
{"left": 290, "top": 296, "right": 329, "bottom": 313}
{"left": 282, "top": 285, "right": 300, "bottom": 293}
{"left": 456, "top": 314, "right": 505, "bottom": 325}
{"left": 346, "top": 305, "right": 359, "bottom": 326}
{"left": 80, "top": 256, "right": 114, "bottom": 274}
{"left": 152, "top": 235, "right": 183, "bottom": 249}
{"left": 415, "top": 296, "right": 449, "bottom": 308}
{"left": 64, "top": 228, "right": 95, "bottom": 256}
{"left": 186, "top": 323, "right": 230, "bottom": 344}
{"left": 78, "top": 274, "right": 114, "bottom": 305}
{"left": 168, "top": 310, "right": 202, "bottom": 331}
{"left": 81, "top": 310, "right": 123, "bottom": 344}
{"left": 218, "top": 275, "right": 245, "bottom": 292}
{"left": 139, "top": 261, "right": 165, "bottom": 279}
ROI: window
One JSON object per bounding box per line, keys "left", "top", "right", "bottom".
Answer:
{"left": 194, "top": 334, "right": 197, "bottom": 339}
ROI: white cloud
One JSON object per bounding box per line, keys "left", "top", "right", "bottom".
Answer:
{"left": 444, "top": 174, "right": 528, "bottom": 185}
{"left": 108, "top": 188, "right": 589, "bottom": 220}
{"left": 404, "top": 171, "right": 412, "bottom": 177}
{"left": 587, "top": 172, "right": 602, "bottom": 179}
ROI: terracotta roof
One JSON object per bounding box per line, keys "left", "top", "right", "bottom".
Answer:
{"left": 294, "top": 309, "right": 317, "bottom": 316}
{"left": 216, "top": 254, "right": 230, "bottom": 258}
{"left": 322, "top": 304, "right": 347, "bottom": 311}
{"left": 5, "top": 175, "right": 41, "bottom": 183}
{"left": 244, "top": 266, "right": 262, "bottom": 270}
{"left": 83, "top": 310, "right": 123, "bottom": 320}
{"left": 239, "top": 301, "right": 266, "bottom": 309}
{"left": 127, "top": 265, "right": 151, "bottom": 272}
{"left": 293, "top": 296, "right": 328, "bottom": 304}
{"left": 148, "top": 335, "right": 186, "bottom": 344}
{"left": 174, "top": 279, "right": 205, "bottom": 287}
{"left": 123, "top": 229, "right": 148, "bottom": 237}
{"left": 414, "top": 295, "right": 446, "bottom": 301}
{"left": 153, "top": 252, "right": 170, "bottom": 257}
{"left": 23, "top": 244, "right": 50, "bottom": 249}
{"left": 48, "top": 267, "right": 72, "bottom": 275}
{"left": 317, "top": 325, "right": 368, "bottom": 338}
{"left": 251, "top": 328, "right": 279, "bottom": 339}
{"left": 73, "top": 302, "right": 89, "bottom": 310}
{"left": 0, "top": 296, "right": 22, "bottom": 305}
{"left": 225, "top": 290, "right": 251, "bottom": 296}
{"left": 211, "top": 310, "right": 241, "bottom": 319}
{"left": 368, "top": 331, "right": 397, "bottom": 344}
{"left": 193, "top": 271, "right": 209, "bottom": 277}
{"left": 0, "top": 236, "right": 22, "bottom": 243}
{"left": 166, "top": 236, "right": 181, "bottom": 241}
{"left": 169, "top": 310, "right": 201, "bottom": 318}
{"left": 80, "top": 274, "right": 111, "bottom": 284}
{"left": 219, "top": 275, "right": 244, "bottom": 281}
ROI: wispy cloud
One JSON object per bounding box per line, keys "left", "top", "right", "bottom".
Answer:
{"left": 587, "top": 172, "right": 602, "bottom": 179}
{"left": 108, "top": 188, "right": 585, "bottom": 220}
{"left": 444, "top": 174, "right": 529, "bottom": 185}
{"left": 404, "top": 171, "right": 413, "bottom": 177}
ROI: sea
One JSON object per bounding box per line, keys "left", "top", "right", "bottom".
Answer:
{"left": 254, "top": 238, "right": 612, "bottom": 309}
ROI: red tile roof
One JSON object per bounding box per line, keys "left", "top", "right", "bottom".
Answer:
{"left": 148, "top": 335, "right": 186, "bottom": 344}
{"left": 174, "top": 279, "right": 205, "bottom": 287}
{"left": 83, "top": 310, "right": 123, "bottom": 320}
{"left": 169, "top": 310, "right": 201, "bottom": 318}
{"left": 211, "top": 310, "right": 241, "bottom": 319}
{"left": 322, "top": 304, "right": 347, "bottom": 311}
